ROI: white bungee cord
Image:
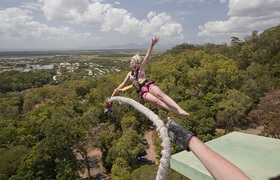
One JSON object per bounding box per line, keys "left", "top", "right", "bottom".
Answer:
{"left": 108, "top": 96, "right": 171, "bottom": 180}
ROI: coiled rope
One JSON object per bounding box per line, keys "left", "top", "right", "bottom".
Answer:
{"left": 108, "top": 96, "right": 171, "bottom": 180}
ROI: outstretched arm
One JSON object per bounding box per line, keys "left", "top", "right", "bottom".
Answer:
{"left": 189, "top": 136, "right": 249, "bottom": 180}
{"left": 167, "top": 118, "right": 250, "bottom": 180}
{"left": 115, "top": 72, "right": 130, "bottom": 92}
{"left": 140, "top": 36, "right": 159, "bottom": 70}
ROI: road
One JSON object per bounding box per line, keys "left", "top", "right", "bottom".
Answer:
{"left": 144, "top": 130, "right": 159, "bottom": 165}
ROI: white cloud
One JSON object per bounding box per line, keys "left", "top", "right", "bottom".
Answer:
{"left": 0, "top": 7, "right": 92, "bottom": 42}
{"left": 198, "top": 0, "right": 280, "bottom": 43}
{"left": 101, "top": 7, "right": 131, "bottom": 32}
{"left": 81, "top": 2, "right": 111, "bottom": 25}
{"left": 139, "top": 12, "right": 184, "bottom": 40}
{"left": 160, "top": 24, "right": 183, "bottom": 37}
{"left": 40, "top": 0, "right": 89, "bottom": 21}
{"left": 0, "top": 8, "right": 33, "bottom": 39}
{"left": 228, "top": 0, "right": 280, "bottom": 17}
{"left": 0, "top": 0, "right": 184, "bottom": 49}
{"left": 157, "top": 0, "right": 228, "bottom": 4}
{"left": 21, "top": 2, "right": 42, "bottom": 11}
{"left": 39, "top": 0, "right": 184, "bottom": 40}
{"left": 113, "top": 14, "right": 140, "bottom": 34}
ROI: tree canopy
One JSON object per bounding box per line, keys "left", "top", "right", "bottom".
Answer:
{"left": 0, "top": 24, "right": 279, "bottom": 179}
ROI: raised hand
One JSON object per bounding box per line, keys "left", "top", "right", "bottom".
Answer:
{"left": 151, "top": 36, "right": 159, "bottom": 46}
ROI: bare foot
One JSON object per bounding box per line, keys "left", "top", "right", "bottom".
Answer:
{"left": 180, "top": 111, "right": 190, "bottom": 118}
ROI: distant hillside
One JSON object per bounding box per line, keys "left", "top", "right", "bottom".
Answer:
{"left": 0, "top": 43, "right": 175, "bottom": 51}
{"left": 80, "top": 42, "right": 175, "bottom": 50}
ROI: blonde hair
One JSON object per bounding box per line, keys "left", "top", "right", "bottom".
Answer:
{"left": 131, "top": 54, "right": 142, "bottom": 64}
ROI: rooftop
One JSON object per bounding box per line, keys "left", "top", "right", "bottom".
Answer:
{"left": 170, "top": 132, "right": 280, "bottom": 180}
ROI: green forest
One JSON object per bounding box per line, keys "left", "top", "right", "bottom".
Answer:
{"left": 0, "top": 24, "right": 279, "bottom": 179}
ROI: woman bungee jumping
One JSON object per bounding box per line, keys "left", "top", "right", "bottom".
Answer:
{"left": 115, "top": 36, "right": 189, "bottom": 117}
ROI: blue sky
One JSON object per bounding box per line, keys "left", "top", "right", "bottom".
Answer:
{"left": 0, "top": 0, "right": 279, "bottom": 50}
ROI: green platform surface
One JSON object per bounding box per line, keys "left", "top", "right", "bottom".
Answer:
{"left": 170, "top": 132, "right": 280, "bottom": 180}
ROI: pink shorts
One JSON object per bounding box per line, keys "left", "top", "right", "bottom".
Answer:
{"left": 139, "top": 80, "right": 157, "bottom": 102}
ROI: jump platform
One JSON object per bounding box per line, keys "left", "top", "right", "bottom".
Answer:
{"left": 170, "top": 132, "right": 280, "bottom": 180}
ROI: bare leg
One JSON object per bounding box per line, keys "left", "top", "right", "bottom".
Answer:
{"left": 146, "top": 86, "right": 190, "bottom": 117}
{"left": 145, "top": 93, "right": 178, "bottom": 113}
